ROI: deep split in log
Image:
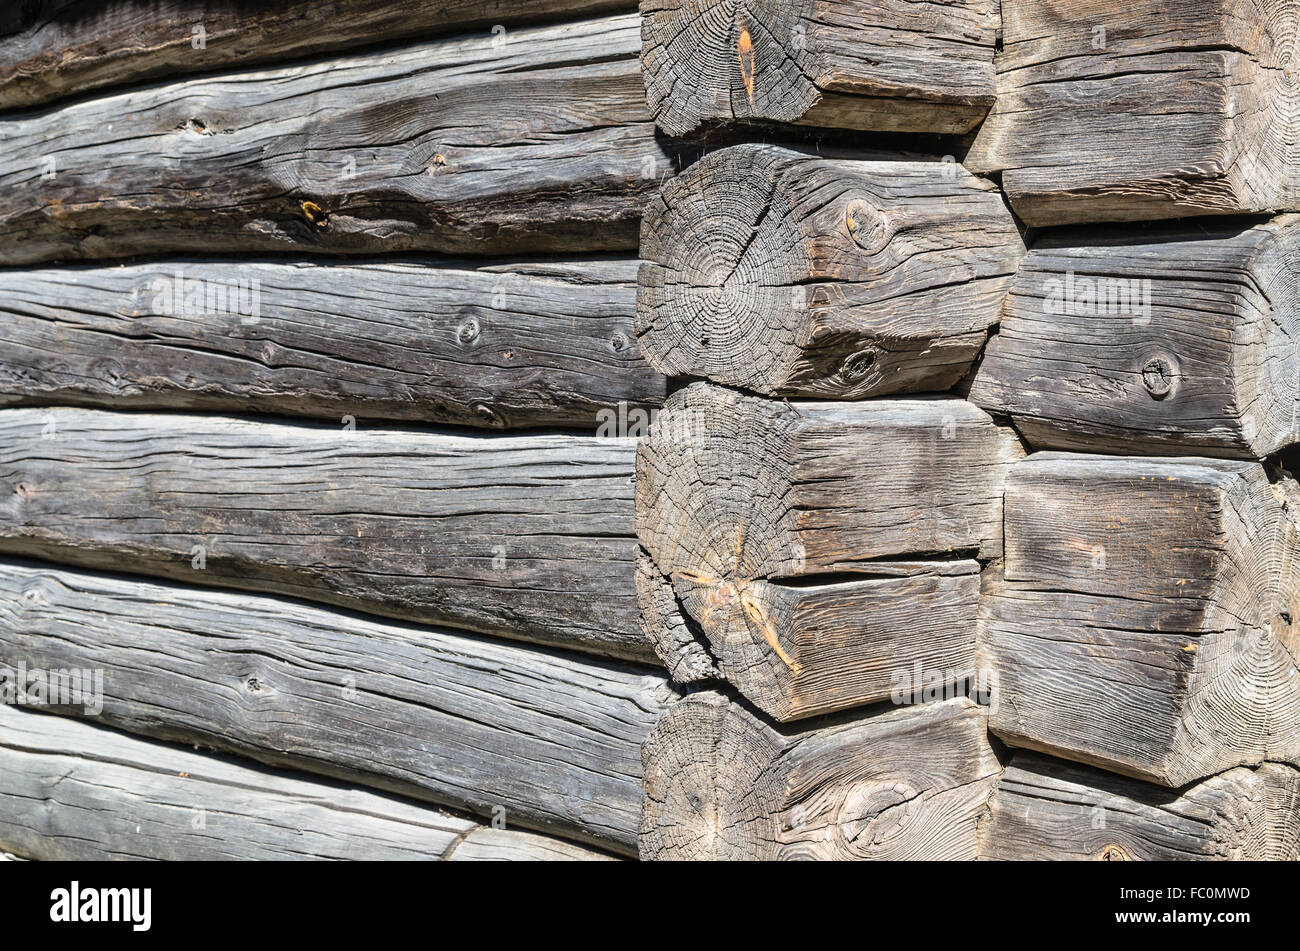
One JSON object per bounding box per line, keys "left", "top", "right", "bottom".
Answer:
{"left": 0, "top": 407, "right": 647, "bottom": 661}
{"left": 0, "top": 704, "right": 615, "bottom": 861}
{"left": 984, "top": 453, "right": 1300, "bottom": 787}
{"left": 0, "top": 14, "right": 676, "bottom": 265}
{"left": 637, "top": 145, "right": 1025, "bottom": 399}
{"left": 0, "top": 258, "right": 664, "bottom": 429}
{"left": 980, "top": 753, "right": 1300, "bottom": 861}
{"left": 967, "top": 0, "right": 1300, "bottom": 225}
{"left": 970, "top": 215, "right": 1300, "bottom": 459}
{"left": 640, "top": 0, "right": 999, "bottom": 136}
{"left": 640, "top": 693, "right": 1000, "bottom": 860}
{"left": 0, "top": 0, "right": 636, "bottom": 112}
{"left": 0, "top": 560, "right": 676, "bottom": 853}
{"left": 635, "top": 382, "right": 1022, "bottom": 720}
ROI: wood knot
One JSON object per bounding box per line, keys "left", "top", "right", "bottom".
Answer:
{"left": 456, "top": 318, "right": 481, "bottom": 344}
{"left": 1141, "top": 354, "right": 1177, "bottom": 400}
{"left": 840, "top": 347, "right": 880, "bottom": 384}
{"left": 844, "top": 198, "right": 893, "bottom": 254}
{"left": 473, "top": 403, "right": 505, "bottom": 427}
{"left": 610, "top": 332, "right": 629, "bottom": 352}
{"left": 1096, "top": 843, "right": 1133, "bottom": 861}
{"left": 300, "top": 200, "right": 328, "bottom": 228}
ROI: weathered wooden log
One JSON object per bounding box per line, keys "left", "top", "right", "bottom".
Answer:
{"left": 970, "top": 216, "right": 1300, "bottom": 459}
{"left": 967, "top": 0, "right": 1300, "bottom": 226}
{"left": 0, "top": 407, "right": 648, "bottom": 661}
{"left": 0, "top": 15, "right": 675, "bottom": 266}
{"left": 635, "top": 383, "right": 1021, "bottom": 718}
{"left": 639, "top": 0, "right": 998, "bottom": 137}
{"left": 985, "top": 453, "right": 1300, "bottom": 787}
{"left": 0, "top": 560, "right": 675, "bottom": 852}
{"left": 980, "top": 752, "right": 1300, "bottom": 861}
{"left": 637, "top": 145, "right": 1024, "bottom": 398}
{"left": 0, "top": 259, "right": 664, "bottom": 429}
{"left": 0, "top": 0, "right": 635, "bottom": 112}
{"left": 0, "top": 705, "right": 614, "bottom": 861}
{"left": 637, "top": 552, "right": 982, "bottom": 721}
{"left": 640, "top": 694, "right": 999, "bottom": 859}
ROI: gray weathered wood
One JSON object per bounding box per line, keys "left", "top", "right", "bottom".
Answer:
{"left": 0, "top": 407, "right": 649, "bottom": 661}
{"left": 640, "top": 694, "right": 999, "bottom": 859}
{"left": 984, "top": 453, "right": 1300, "bottom": 787}
{"left": 0, "top": 14, "right": 674, "bottom": 265}
{"left": 636, "top": 384, "right": 1021, "bottom": 719}
{"left": 967, "top": 0, "right": 1300, "bottom": 225}
{"left": 449, "top": 827, "right": 619, "bottom": 861}
{"left": 637, "top": 551, "right": 982, "bottom": 721}
{"left": 980, "top": 752, "right": 1300, "bottom": 861}
{"left": 640, "top": 0, "right": 998, "bottom": 136}
{"left": 0, "top": 0, "right": 635, "bottom": 111}
{"left": 0, "top": 560, "right": 675, "bottom": 852}
{"left": 970, "top": 216, "right": 1300, "bottom": 459}
{"left": 638, "top": 145, "right": 1024, "bottom": 399}
{"left": 0, "top": 704, "right": 616, "bottom": 861}
{"left": 0, "top": 258, "right": 664, "bottom": 429}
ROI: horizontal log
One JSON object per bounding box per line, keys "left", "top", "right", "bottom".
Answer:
{"left": 0, "top": 14, "right": 675, "bottom": 265}
{"left": 637, "top": 145, "right": 1024, "bottom": 399}
{"left": 970, "top": 216, "right": 1300, "bottom": 459}
{"left": 0, "top": 0, "right": 635, "bottom": 111}
{"left": 640, "top": 694, "right": 999, "bottom": 859}
{"left": 967, "top": 0, "right": 1298, "bottom": 225}
{"left": 980, "top": 753, "right": 1300, "bottom": 861}
{"left": 636, "top": 384, "right": 1021, "bottom": 718}
{"left": 640, "top": 0, "right": 998, "bottom": 136}
{"left": 0, "top": 258, "right": 665, "bottom": 429}
{"left": 0, "top": 705, "right": 614, "bottom": 861}
{"left": 637, "top": 552, "right": 982, "bottom": 721}
{"left": 0, "top": 560, "right": 675, "bottom": 852}
{"left": 985, "top": 453, "right": 1300, "bottom": 787}
{"left": 0, "top": 407, "right": 649, "bottom": 661}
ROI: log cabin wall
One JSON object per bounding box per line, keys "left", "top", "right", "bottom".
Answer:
{"left": 0, "top": 0, "right": 1297, "bottom": 863}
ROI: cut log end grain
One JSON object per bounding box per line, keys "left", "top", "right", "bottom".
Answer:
{"left": 636, "top": 145, "right": 1024, "bottom": 399}
{"left": 985, "top": 454, "right": 1300, "bottom": 788}
{"left": 968, "top": 0, "right": 1300, "bottom": 225}
{"left": 980, "top": 753, "right": 1300, "bottom": 861}
{"left": 970, "top": 215, "right": 1300, "bottom": 458}
{"left": 640, "top": 693, "right": 1000, "bottom": 860}
{"left": 639, "top": 0, "right": 998, "bottom": 137}
{"left": 634, "top": 383, "right": 1020, "bottom": 719}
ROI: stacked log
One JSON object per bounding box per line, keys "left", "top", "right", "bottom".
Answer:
{"left": 0, "top": 704, "right": 618, "bottom": 861}
{"left": 630, "top": 141, "right": 1025, "bottom": 859}
{"left": 0, "top": 14, "right": 675, "bottom": 264}
{"left": 0, "top": 2, "right": 684, "bottom": 862}
{"left": 967, "top": 0, "right": 1300, "bottom": 225}
{"left": 964, "top": 0, "right": 1300, "bottom": 861}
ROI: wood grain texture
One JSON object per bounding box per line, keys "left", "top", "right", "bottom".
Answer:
{"left": 985, "top": 453, "right": 1300, "bottom": 787}
{"left": 0, "top": 407, "right": 650, "bottom": 661}
{"left": 967, "top": 0, "right": 1300, "bottom": 225}
{"left": 0, "top": 705, "right": 616, "bottom": 861}
{"left": 970, "top": 216, "right": 1300, "bottom": 459}
{"left": 980, "top": 752, "right": 1300, "bottom": 861}
{"left": 0, "top": 14, "right": 676, "bottom": 265}
{"left": 640, "top": 0, "right": 998, "bottom": 136}
{"left": 637, "top": 551, "right": 982, "bottom": 721}
{"left": 640, "top": 693, "right": 1000, "bottom": 859}
{"left": 0, "top": 0, "right": 635, "bottom": 111}
{"left": 636, "top": 383, "right": 1020, "bottom": 718}
{"left": 0, "top": 560, "right": 675, "bottom": 852}
{"left": 638, "top": 145, "right": 1024, "bottom": 399}
{"left": 0, "top": 258, "right": 665, "bottom": 429}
